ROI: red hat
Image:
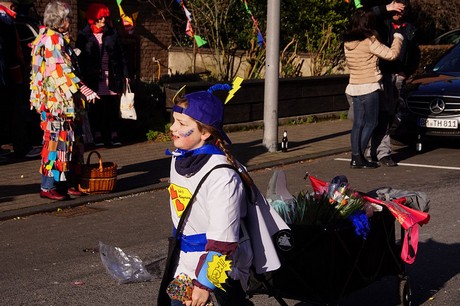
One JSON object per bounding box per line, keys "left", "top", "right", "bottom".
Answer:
{"left": 86, "top": 3, "right": 110, "bottom": 25}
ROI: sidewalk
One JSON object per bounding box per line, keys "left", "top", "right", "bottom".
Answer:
{"left": 0, "top": 119, "right": 352, "bottom": 221}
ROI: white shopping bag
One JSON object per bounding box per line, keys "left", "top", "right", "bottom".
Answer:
{"left": 120, "top": 83, "right": 137, "bottom": 120}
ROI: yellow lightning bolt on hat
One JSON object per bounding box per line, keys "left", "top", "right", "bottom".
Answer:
{"left": 225, "top": 76, "right": 243, "bottom": 104}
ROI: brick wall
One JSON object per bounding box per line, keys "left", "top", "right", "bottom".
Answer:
{"left": 136, "top": 8, "right": 171, "bottom": 82}
{"left": 33, "top": 0, "right": 172, "bottom": 82}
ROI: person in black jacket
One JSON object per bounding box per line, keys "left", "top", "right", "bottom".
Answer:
{"left": 0, "top": 1, "right": 42, "bottom": 162}
{"left": 76, "top": 2, "right": 129, "bottom": 147}
{"left": 368, "top": 0, "right": 420, "bottom": 166}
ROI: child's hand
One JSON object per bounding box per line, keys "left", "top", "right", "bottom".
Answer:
{"left": 185, "top": 286, "right": 210, "bottom": 306}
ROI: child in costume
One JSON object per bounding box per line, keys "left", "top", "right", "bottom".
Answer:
{"left": 159, "top": 84, "right": 288, "bottom": 306}
{"left": 29, "top": 1, "right": 99, "bottom": 200}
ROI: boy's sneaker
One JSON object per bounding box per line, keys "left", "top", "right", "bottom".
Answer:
{"left": 379, "top": 156, "right": 397, "bottom": 167}
{"left": 0, "top": 148, "right": 12, "bottom": 156}
{"left": 94, "top": 137, "right": 105, "bottom": 147}
{"left": 111, "top": 137, "right": 122, "bottom": 146}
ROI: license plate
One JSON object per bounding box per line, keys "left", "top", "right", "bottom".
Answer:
{"left": 418, "top": 118, "right": 458, "bottom": 129}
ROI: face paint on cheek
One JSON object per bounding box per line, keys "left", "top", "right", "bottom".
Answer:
{"left": 180, "top": 129, "right": 194, "bottom": 137}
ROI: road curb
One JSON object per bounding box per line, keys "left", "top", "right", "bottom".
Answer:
{"left": 0, "top": 146, "right": 350, "bottom": 221}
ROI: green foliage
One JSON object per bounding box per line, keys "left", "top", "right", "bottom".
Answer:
{"left": 164, "top": 0, "right": 353, "bottom": 79}
{"left": 146, "top": 130, "right": 159, "bottom": 142}
{"left": 145, "top": 122, "right": 172, "bottom": 142}
{"left": 294, "top": 192, "right": 336, "bottom": 225}
{"left": 280, "top": 37, "right": 303, "bottom": 78}
{"left": 307, "top": 23, "right": 346, "bottom": 76}
{"left": 239, "top": 0, "right": 352, "bottom": 76}
{"left": 181, "top": 0, "right": 242, "bottom": 81}
{"left": 306, "top": 115, "right": 317, "bottom": 124}
{"left": 273, "top": 188, "right": 367, "bottom": 227}
{"left": 244, "top": 38, "right": 266, "bottom": 79}
{"left": 279, "top": 0, "right": 352, "bottom": 52}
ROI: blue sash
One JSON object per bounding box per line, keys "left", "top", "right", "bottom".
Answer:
{"left": 172, "top": 228, "right": 207, "bottom": 252}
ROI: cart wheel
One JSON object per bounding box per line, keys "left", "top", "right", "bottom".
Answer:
{"left": 398, "top": 276, "right": 412, "bottom": 306}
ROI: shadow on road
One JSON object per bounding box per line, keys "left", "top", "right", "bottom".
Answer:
{"left": 231, "top": 130, "right": 351, "bottom": 165}
{"left": 0, "top": 183, "right": 40, "bottom": 202}
{"left": 408, "top": 239, "right": 460, "bottom": 305}
{"left": 116, "top": 157, "right": 171, "bottom": 191}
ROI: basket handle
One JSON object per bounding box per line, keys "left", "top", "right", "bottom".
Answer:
{"left": 86, "top": 150, "right": 103, "bottom": 172}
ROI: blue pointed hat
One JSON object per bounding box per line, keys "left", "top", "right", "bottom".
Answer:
{"left": 173, "top": 85, "right": 232, "bottom": 144}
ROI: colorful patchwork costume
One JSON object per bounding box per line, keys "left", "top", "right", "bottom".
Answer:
{"left": 29, "top": 27, "right": 81, "bottom": 184}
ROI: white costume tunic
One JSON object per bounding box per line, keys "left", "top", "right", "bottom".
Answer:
{"left": 168, "top": 151, "right": 290, "bottom": 291}
{"left": 169, "top": 154, "right": 250, "bottom": 284}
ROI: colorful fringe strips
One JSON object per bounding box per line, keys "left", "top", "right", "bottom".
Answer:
{"left": 30, "top": 28, "right": 81, "bottom": 182}
{"left": 30, "top": 28, "right": 80, "bottom": 117}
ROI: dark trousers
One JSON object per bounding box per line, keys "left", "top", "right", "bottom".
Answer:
{"left": 88, "top": 95, "right": 120, "bottom": 140}
{"left": 0, "top": 83, "right": 36, "bottom": 155}
{"left": 350, "top": 91, "right": 380, "bottom": 157}
{"left": 370, "top": 73, "right": 401, "bottom": 159}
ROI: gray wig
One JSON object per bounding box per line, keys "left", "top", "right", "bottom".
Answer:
{"left": 43, "top": 1, "right": 71, "bottom": 31}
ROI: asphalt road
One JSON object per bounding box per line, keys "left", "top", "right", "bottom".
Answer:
{"left": 1, "top": 143, "right": 459, "bottom": 306}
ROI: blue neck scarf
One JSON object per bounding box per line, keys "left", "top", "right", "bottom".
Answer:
{"left": 166, "top": 144, "right": 225, "bottom": 177}
{"left": 165, "top": 144, "right": 224, "bottom": 159}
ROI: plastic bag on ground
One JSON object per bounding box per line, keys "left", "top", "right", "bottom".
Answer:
{"left": 99, "top": 241, "right": 152, "bottom": 284}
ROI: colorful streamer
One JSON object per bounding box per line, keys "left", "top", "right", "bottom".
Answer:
{"left": 354, "top": 0, "right": 363, "bottom": 9}
{"left": 175, "top": 0, "right": 207, "bottom": 47}
{"left": 194, "top": 35, "right": 207, "bottom": 47}
{"left": 344, "top": 0, "right": 363, "bottom": 9}
{"left": 0, "top": 2, "right": 17, "bottom": 18}
{"left": 242, "top": 0, "right": 265, "bottom": 47}
{"left": 116, "top": 0, "right": 135, "bottom": 34}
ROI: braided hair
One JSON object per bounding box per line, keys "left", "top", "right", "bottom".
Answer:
{"left": 174, "top": 87, "right": 253, "bottom": 186}
{"left": 191, "top": 115, "right": 254, "bottom": 187}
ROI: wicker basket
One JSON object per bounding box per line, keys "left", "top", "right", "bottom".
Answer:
{"left": 78, "top": 151, "right": 117, "bottom": 194}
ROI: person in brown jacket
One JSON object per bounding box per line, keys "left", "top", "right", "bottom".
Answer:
{"left": 344, "top": 8, "right": 403, "bottom": 169}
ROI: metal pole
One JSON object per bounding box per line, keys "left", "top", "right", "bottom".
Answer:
{"left": 263, "top": 0, "right": 280, "bottom": 152}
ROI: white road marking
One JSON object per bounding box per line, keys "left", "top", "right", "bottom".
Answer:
{"left": 334, "top": 158, "right": 460, "bottom": 171}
